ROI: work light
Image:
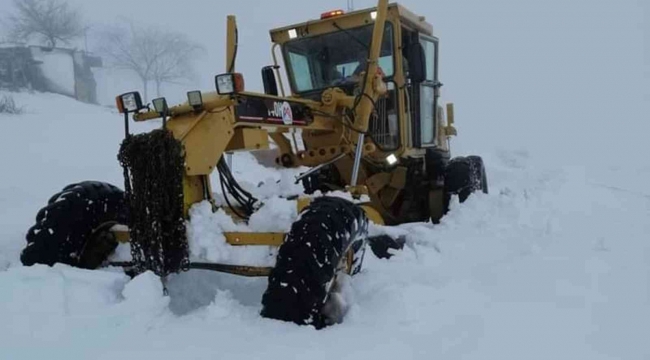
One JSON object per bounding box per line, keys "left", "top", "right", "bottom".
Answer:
{"left": 386, "top": 154, "right": 398, "bottom": 166}
{"left": 215, "top": 73, "right": 245, "bottom": 95}
{"left": 216, "top": 74, "right": 235, "bottom": 94}
{"left": 187, "top": 91, "right": 203, "bottom": 110}
{"left": 116, "top": 92, "right": 143, "bottom": 114}
{"left": 152, "top": 97, "right": 168, "bottom": 114}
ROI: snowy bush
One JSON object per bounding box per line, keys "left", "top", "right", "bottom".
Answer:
{"left": 0, "top": 95, "right": 24, "bottom": 114}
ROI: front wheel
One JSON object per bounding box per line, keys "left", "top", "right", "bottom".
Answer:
{"left": 261, "top": 197, "right": 368, "bottom": 329}
{"left": 20, "top": 181, "right": 127, "bottom": 269}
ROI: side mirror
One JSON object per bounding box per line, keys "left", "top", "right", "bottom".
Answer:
{"left": 262, "top": 66, "right": 279, "bottom": 96}
{"left": 407, "top": 43, "right": 426, "bottom": 83}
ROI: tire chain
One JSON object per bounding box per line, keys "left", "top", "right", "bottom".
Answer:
{"left": 117, "top": 129, "right": 189, "bottom": 277}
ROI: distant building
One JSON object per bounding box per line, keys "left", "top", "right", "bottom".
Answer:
{"left": 0, "top": 44, "right": 102, "bottom": 104}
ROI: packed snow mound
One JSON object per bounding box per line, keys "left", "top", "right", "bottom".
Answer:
{"left": 0, "top": 91, "right": 649, "bottom": 359}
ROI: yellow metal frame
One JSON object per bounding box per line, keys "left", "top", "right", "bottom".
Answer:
{"left": 224, "top": 232, "right": 285, "bottom": 246}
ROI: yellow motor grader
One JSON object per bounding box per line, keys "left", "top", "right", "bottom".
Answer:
{"left": 20, "top": 0, "right": 487, "bottom": 328}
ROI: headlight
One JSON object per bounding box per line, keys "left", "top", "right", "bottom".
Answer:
{"left": 386, "top": 154, "right": 398, "bottom": 165}
{"left": 215, "top": 73, "right": 245, "bottom": 95}
{"left": 116, "top": 91, "right": 143, "bottom": 113}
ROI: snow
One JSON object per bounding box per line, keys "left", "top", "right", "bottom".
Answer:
{"left": 224, "top": 150, "right": 307, "bottom": 199}
{"left": 1, "top": 74, "right": 649, "bottom": 359}
{"left": 108, "top": 243, "right": 132, "bottom": 262}
{"left": 247, "top": 196, "right": 297, "bottom": 232}
{"left": 308, "top": 190, "right": 372, "bottom": 204}
{"left": 187, "top": 201, "right": 278, "bottom": 266}
{"left": 122, "top": 271, "right": 168, "bottom": 306}
{"left": 186, "top": 194, "right": 298, "bottom": 266}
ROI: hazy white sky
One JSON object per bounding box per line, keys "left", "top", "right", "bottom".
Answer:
{"left": 0, "top": 0, "right": 647, "bottom": 162}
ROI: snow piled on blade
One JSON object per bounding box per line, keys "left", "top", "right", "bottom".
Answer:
{"left": 185, "top": 153, "right": 303, "bottom": 265}
{"left": 186, "top": 200, "right": 291, "bottom": 266}
{"left": 219, "top": 150, "right": 307, "bottom": 200}
{"left": 0, "top": 91, "right": 649, "bottom": 359}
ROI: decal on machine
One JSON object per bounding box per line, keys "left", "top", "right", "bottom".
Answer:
{"left": 268, "top": 101, "right": 293, "bottom": 125}
{"left": 235, "top": 96, "right": 310, "bottom": 126}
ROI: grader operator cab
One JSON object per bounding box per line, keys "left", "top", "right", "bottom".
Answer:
{"left": 19, "top": 0, "right": 487, "bottom": 329}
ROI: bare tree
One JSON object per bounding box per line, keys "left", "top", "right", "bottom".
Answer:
{"left": 97, "top": 23, "right": 202, "bottom": 102}
{"left": 150, "top": 32, "right": 203, "bottom": 98}
{"left": 8, "top": 0, "right": 83, "bottom": 48}
{"left": 98, "top": 25, "right": 161, "bottom": 102}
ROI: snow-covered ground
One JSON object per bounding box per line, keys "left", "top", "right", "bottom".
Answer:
{"left": 0, "top": 91, "right": 648, "bottom": 359}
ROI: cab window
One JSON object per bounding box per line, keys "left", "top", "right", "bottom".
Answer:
{"left": 419, "top": 37, "right": 438, "bottom": 146}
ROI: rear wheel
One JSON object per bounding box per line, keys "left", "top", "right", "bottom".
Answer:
{"left": 261, "top": 197, "right": 368, "bottom": 329}
{"left": 445, "top": 156, "right": 488, "bottom": 203}
{"left": 20, "top": 181, "right": 126, "bottom": 269}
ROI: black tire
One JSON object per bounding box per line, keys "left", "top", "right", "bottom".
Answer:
{"left": 445, "top": 156, "right": 488, "bottom": 203}
{"left": 20, "top": 181, "right": 126, "bottom": 269}
{"left": 261, "top": 197, "right": 368, "bottom": 329}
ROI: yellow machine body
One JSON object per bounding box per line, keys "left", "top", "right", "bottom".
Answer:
{"left": 119, "top": 0, "right": 458, "bottom": 275}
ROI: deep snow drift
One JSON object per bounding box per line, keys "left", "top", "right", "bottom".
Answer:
{"left": 0, "top": 91, "right": 648, "bottom": 359}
